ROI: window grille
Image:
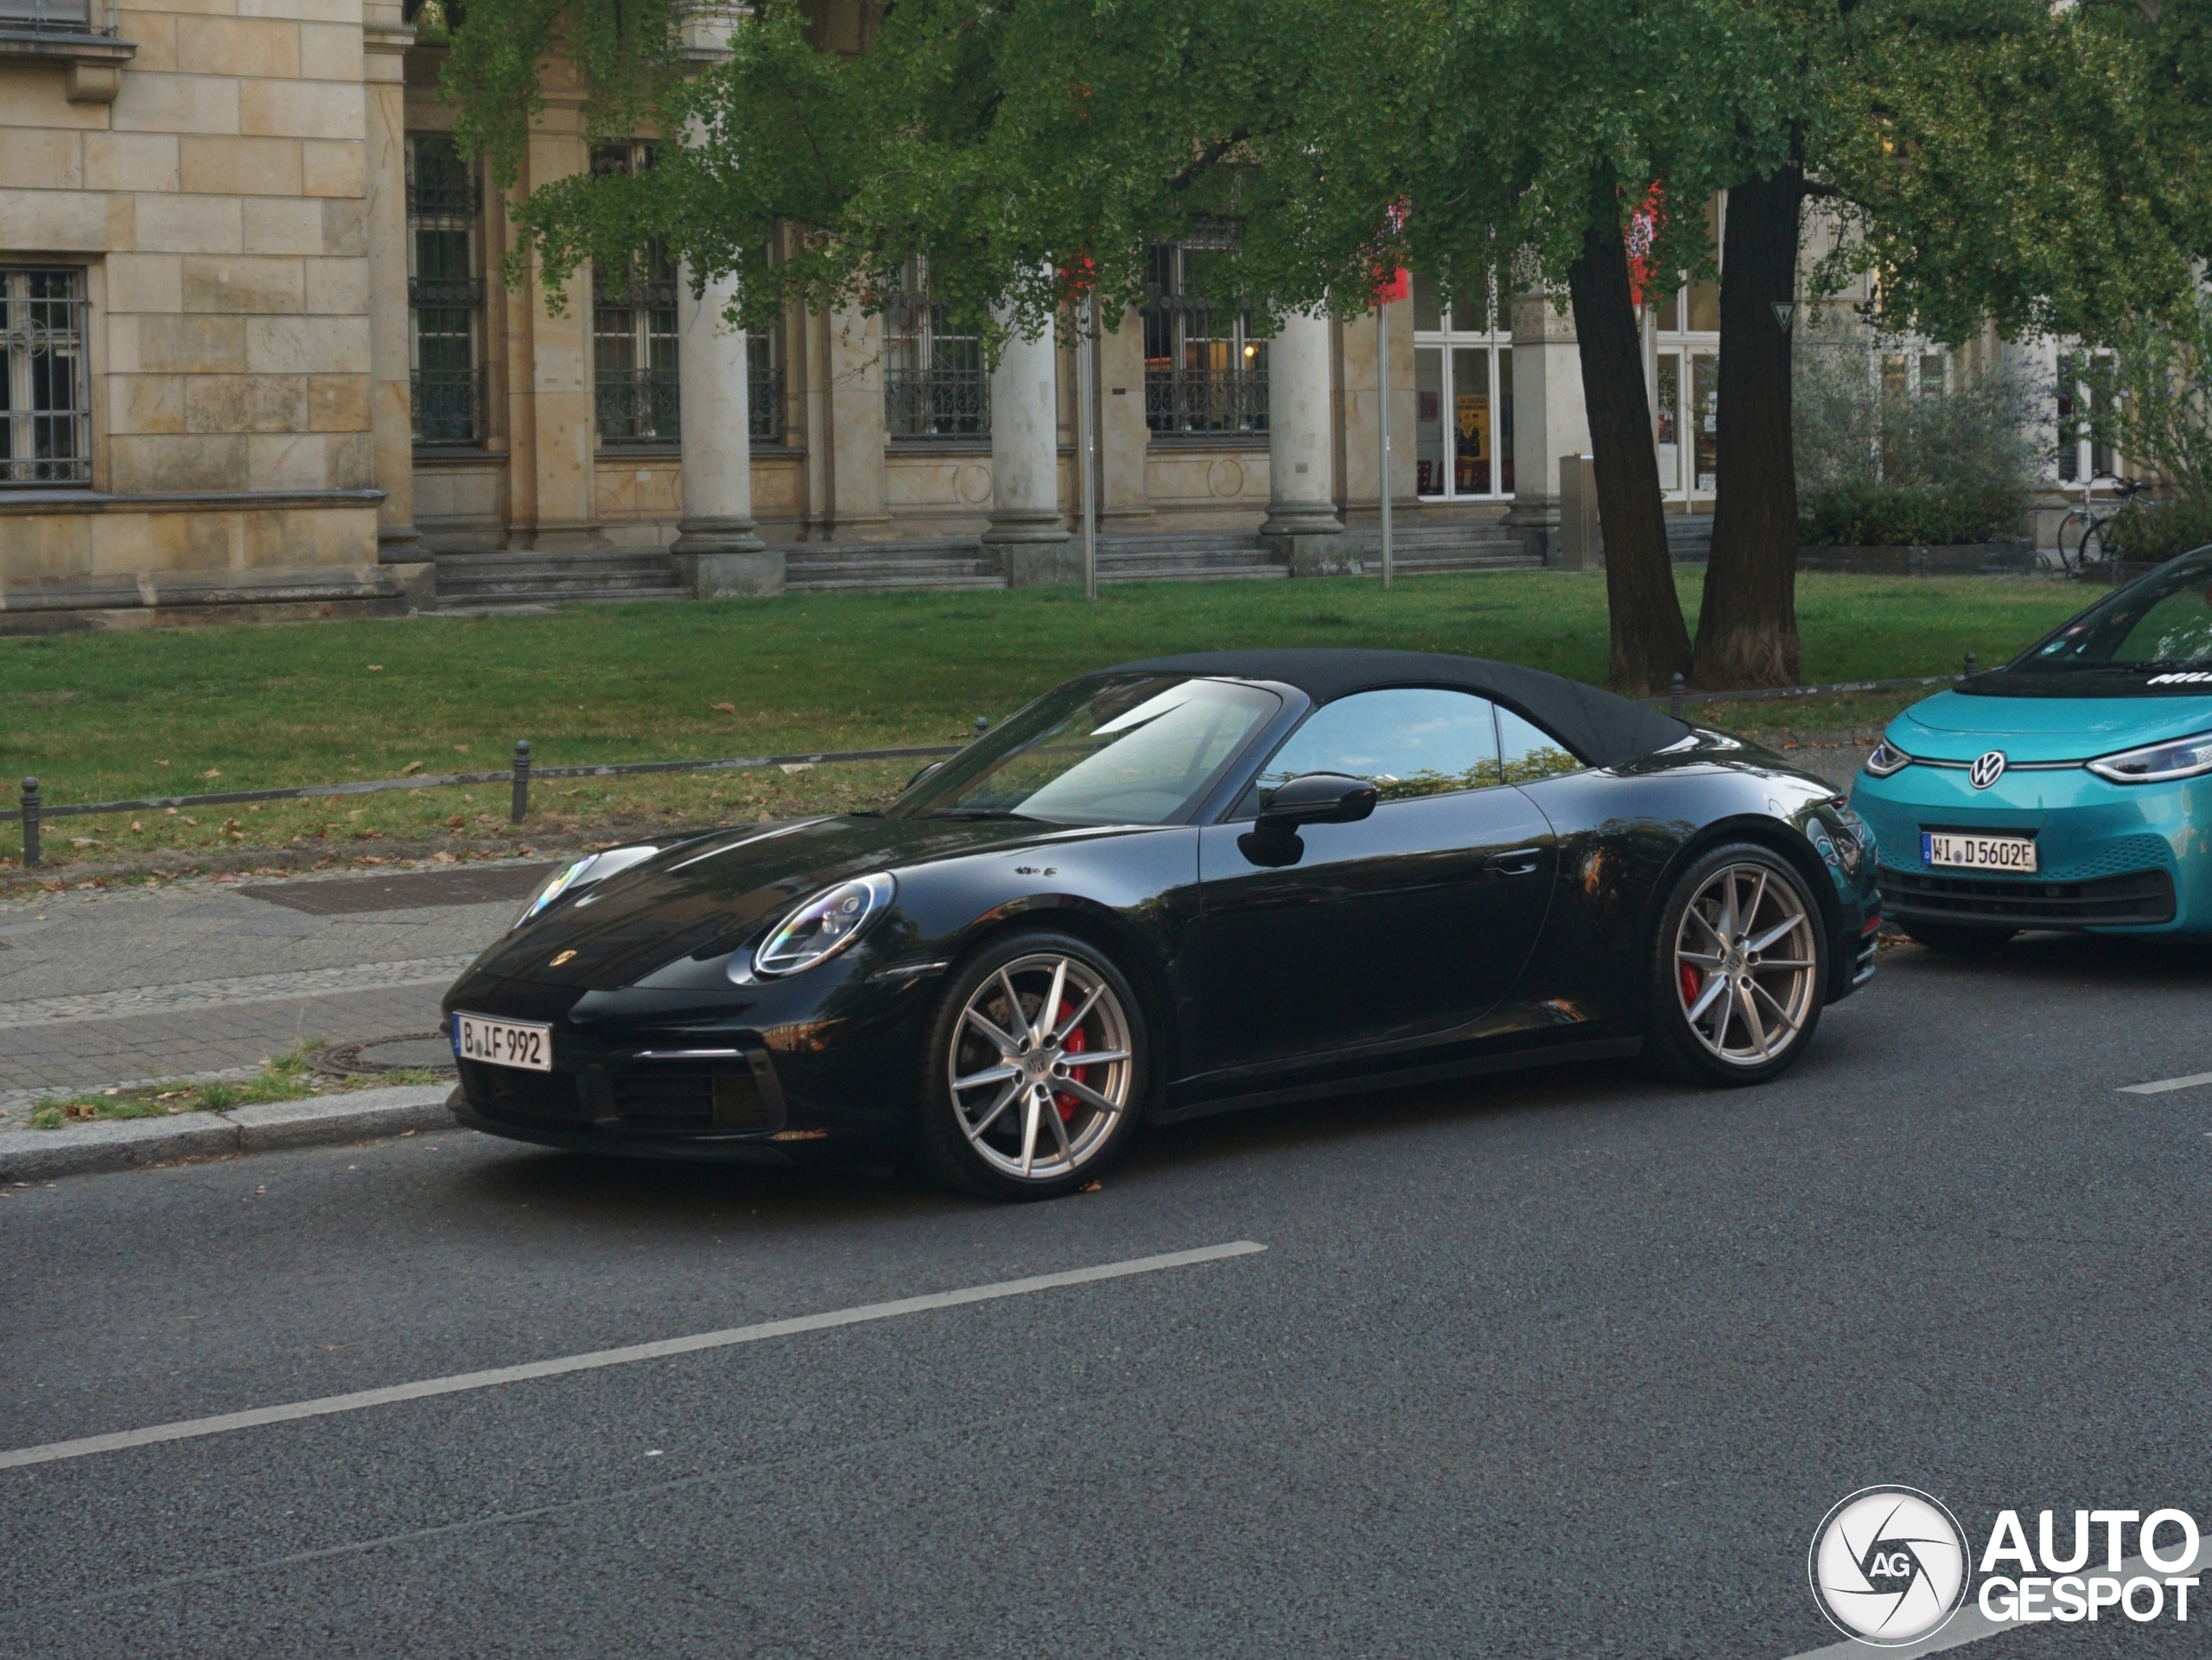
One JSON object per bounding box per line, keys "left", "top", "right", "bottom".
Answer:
{"left": 748, "top": 328, "right": 785, "bottom": 443}
{"left": 0, "top": 268, "right": 91, "bottom": 487}
{"left": 591, "top": 143, "right": 681, "bottom": 445}
{"left": 406, "top": 134, "right": 486, "bottom": 444}
{"left": 1141, "top": 243, "right": 1268, "bottom": 436}
{"left": 884, "top": 258, "right": 988, "bottom": 438}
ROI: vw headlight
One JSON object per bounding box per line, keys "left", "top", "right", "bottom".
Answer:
{"left": 2087, "top": 732, "right": 2212, "bottom": 784}
{"left": 753, "top": 873, "right": 895, "bottom": 977}
{"left": 510, "top": 844, "right": 660, "bottom": 928}
{"left": 1862, "top": 740, "right": 1913, "bottom": 778}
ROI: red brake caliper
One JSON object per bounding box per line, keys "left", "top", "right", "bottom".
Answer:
{"left": 1679, "top": 963, "right": 1701, "bottom": 1008}
{"left": 1052, "top": 998, "right": 1087, "bottom": 1122}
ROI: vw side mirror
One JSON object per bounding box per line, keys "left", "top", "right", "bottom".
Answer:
{"left": 1256, "top": 772, "right": 1378, "bottom": 830}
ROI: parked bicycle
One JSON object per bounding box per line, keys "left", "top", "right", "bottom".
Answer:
{"left": 2056, "top": 475, "right": 2148, "bottom": 578}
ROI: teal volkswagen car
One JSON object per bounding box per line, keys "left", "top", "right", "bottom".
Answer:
{"left": 1853, "top": 544, "right": 2212, "bottom": 952}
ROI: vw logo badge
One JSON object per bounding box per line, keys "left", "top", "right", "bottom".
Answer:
{"left": 1968, "top": 750, "right": 2007, "bottom": 790}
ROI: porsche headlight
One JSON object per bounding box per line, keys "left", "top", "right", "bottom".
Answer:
{"left": 1862, "top": 739, "right": 1913, "bottom": 778}
{"left": 753, "top": 873, "right": 895, "bottom": 977}
{"left": 2087, "top": 732, "right": 2212, "bottom": 784}
{"left": 510, "top": 844, "right": 660, "bottom": 928}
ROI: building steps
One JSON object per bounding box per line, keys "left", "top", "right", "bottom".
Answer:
{"left": 784, "top": 540, "right": 1007, "bottom": 593}
{"left": 434, "top": 549, "right": 686, "bottom": 608}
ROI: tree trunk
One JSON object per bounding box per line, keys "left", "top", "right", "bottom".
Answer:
{"left": 1566, "top": 175, "right": 1692, "bottom": 695}
{"left": 1693, "top": 165, "right": 1807, "bottom": 689}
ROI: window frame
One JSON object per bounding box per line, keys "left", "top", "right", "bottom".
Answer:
{"left": 882, "top": 255, "right": 988, "bottom": 442}
{"left": 1410, "top": 272, "right": 1514, "bottom": 503}
{"left": 590, "top": 142, "right": 682, "bottom": 449}
{"left": 1141, "top": 239, "right": 1269, "bottom": 441}
{"left": 405, "top": 131, "right": 487, "bottom": 448}
{"left": 0, "top": 265, "right": 92, "bottom": 489}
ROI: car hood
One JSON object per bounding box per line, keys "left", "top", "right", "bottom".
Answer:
{"left": 1891, "top": 689, "right": 2212, "bottom": 762}
{"left": 465, "top": 813, "right": 1110, "bottom": 990}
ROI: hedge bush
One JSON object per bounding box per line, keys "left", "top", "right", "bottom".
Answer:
{"left": 1798, "top": 483, "right": 2027, "bottom": 548}
{"left": 2103, "top": 498, "right": 2212, "bottom": 563}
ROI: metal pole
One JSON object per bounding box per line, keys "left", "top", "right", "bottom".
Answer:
{"left": 1670, "top": 672, "right": 1685, "bottom": 721}
{"left": 19, "top": 777, "right": 38, "bottom": 870}
{"left": 511, "top": 740, "right": 531, "bottom": 824}
{"left": 1077, "top": 291, "right": 1098, "bottom": 601}
{"left": 1378, "top": 299, "right": 1393, "bottom": 589}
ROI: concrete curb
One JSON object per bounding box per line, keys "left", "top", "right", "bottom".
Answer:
{"left": 0, "top": 1084, "right": 457, "bottom": 1180}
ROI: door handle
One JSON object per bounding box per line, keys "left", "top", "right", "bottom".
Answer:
{"left": 1481, "top": 848, "right": 1544, "bottom": 879}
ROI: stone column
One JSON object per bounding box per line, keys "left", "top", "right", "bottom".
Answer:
{"left": 1502, "top": 293, "right": 1591, "bottom": 565}
{"left": 362, "top": 0, "right": 429, "bottom": 605}
{"left": 982, "top": 305, "right": 1072, "bottom": 585}
{"left": 1095, "top": 308, "right": 1154, "bottom": 527}
{"left": 669, "top": 260, "right": 778, "bottom": 595}
{"left": 1260, "top": 307, "right": 1344, "bottom": 573}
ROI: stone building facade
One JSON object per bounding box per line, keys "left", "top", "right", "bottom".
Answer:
{"left": 5, "top": 0, "right": 2068, "bottom": 630}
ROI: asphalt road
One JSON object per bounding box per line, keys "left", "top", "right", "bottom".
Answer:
{"left": 4, "top": 935, "right": 2210, "bottom": 1658}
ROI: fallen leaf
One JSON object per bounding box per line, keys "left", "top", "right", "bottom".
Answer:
{"left": 131, "top": 820, "right": 143, "bottom": 832}
{"left": 367, "top": 665, "right": 384, "bottom": 672}
{"left": 400, "top": 761, "right": 423, "bottom": 777}
{"left": 447, "top": 814, "right": 466, "bottom": 829}
{"left": 202, "top": 768, "right": 221, "bottom": 779}
{"left": 453, "top": 743, "right": 470, "bottom": 754}
{"left": 712, "top": 702, "right": 736, "bottom": 713}
{"left": 181, "top": 815, "right": 197, "bottom": 826}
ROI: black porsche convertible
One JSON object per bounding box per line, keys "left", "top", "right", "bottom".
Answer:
{"left": 443, "top": 650, "right": 1879, "bottom": 1198}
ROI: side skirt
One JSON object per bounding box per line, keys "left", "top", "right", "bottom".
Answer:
{"left": 1153, "top": 1035, "right": 1645, "bottom": 1126}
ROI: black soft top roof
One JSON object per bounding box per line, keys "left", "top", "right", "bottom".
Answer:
{"left": 1113, "top": 648, "right": 1690, "bottom": 769}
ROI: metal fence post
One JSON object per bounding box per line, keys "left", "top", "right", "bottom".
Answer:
{"left": 974, "top": 716, "right": 988, "bottom": 739}
{"left": 1963, "top": 651, "right": 1977, "bottom": 678}
{"left": 1669, "top": 672, "right": 1685, "bottom": 721}
{"left": 511, "top": 740, "right": 531, "bottom": 824}
{"left": 19, "top": 777, "right": 38, "bottom": 870}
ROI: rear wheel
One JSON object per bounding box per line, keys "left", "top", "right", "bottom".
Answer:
{"left": 912, "top": 932, "right": 1146, "bottom": 1200}
{"left": 1645, "top": 843, "right": 1827, "bottom": 1087}
{"left": 1900, "top": 919, "right": 2017, "bottom": 955}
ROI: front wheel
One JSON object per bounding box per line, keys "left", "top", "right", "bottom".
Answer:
{"left": 912, "top": 932, "right": 1147, "bottom": 1199}
{"left": 1644, "top": 843, "right": 1827, "bottom": 1087}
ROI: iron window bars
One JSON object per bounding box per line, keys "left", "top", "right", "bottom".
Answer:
{"left": 1142, "top": 241, "right": 1268, "bottom": 437}
{"left": 406, "top": 134, "right": 487, "bottom": 444}
{"left": 884, "top": 258, "right": 989, "bottom": 439}
{"left": 0, "top": 268, "right": 91, "bottom": 487}
{"left": 591, "top": 144, "right": 681, "bottom": 446}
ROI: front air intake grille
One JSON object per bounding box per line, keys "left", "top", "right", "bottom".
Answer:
{"left": 459, "top": 1059, "right": 587, "bottom": 1122}
{"left": 612, "top": 1062, "right": 777, "bottom": 1132}
{"left": 1878, "top": 865, "right": 2176, "bottom": 927}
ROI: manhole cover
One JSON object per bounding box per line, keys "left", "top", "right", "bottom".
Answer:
{"left": 312, "top": 1034, "right": 458, "bottom": 1078}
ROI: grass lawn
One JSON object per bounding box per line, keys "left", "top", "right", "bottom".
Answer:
{"left": 3, "top": 570, "right": 2087, "bottom": 872}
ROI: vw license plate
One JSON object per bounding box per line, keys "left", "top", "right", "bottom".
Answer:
{"left": 454, "top": 1012, "right": 553, "bottom": 1072}
{"left": 1922, "top": 830, "right": 2037, "bottom": 873}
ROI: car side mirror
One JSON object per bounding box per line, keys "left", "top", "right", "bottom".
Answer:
{"left": 1257, "top": 772, "right": 1378, "bottom": 830}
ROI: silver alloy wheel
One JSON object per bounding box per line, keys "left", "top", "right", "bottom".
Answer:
{"left": 1673, "top": 861, "right": 1819, "bottom": 1067}
{"left": 947, "top": 952, "right": 1134, "bottom": 1181}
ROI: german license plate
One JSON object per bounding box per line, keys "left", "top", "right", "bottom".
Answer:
{"left": 454, "top": 1012, "right": 553, "bottom": 1072}
{"left": 1922, "top": 830, "right": 2037, "bottom": 873}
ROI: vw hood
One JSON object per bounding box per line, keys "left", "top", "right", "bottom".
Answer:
{"left": 1890, "top": 689, "right": 2212, "bottom": 763}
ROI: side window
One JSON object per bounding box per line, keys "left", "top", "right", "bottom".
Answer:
{"left": 1497, "top": 707, "right": 1584, "bottom": 783}
{"left": 1255, "top": 689, "right": 1503, "bottom": 804}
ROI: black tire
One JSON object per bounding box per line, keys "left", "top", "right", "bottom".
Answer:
{"left": 1643, "top": 842, "right": 1828, "bottom": 1088}
{"left": 1900, "top": 919, "right": 2017, "bottom": 955}
{"left": 912, "top": 931, "right": 1148, "bottom": 1200}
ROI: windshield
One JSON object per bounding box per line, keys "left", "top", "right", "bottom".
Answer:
{"left": 893, "top": 674, "right": 1281, "bottom": 826}
{"left": 2016, "top": 545, "right": 2212, "bottom": 673}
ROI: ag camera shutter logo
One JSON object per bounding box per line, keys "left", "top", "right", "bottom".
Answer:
{"left": 1808, "top": 1486, "right": 1970, "bottom": 1645}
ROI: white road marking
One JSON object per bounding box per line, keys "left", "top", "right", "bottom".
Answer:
{"left": 1782, "top": 1535, "right": 2212, "bottom": 1658}
{"left": 0, "top": 1241, "right": 1266, "bottom": 1472}
{"left": 2120, "top": 1071, "right": 2212, "bottom": 1095}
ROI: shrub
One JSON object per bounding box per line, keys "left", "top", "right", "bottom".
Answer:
{"left": 2103, "top": 498, "right": 2212, "bottom": 563}
{"left": 1794, "top": 340, "right": 2037, "bottom": 545}
{"left": 1799, "top": 483, "right": 2026, "bottom": 548}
